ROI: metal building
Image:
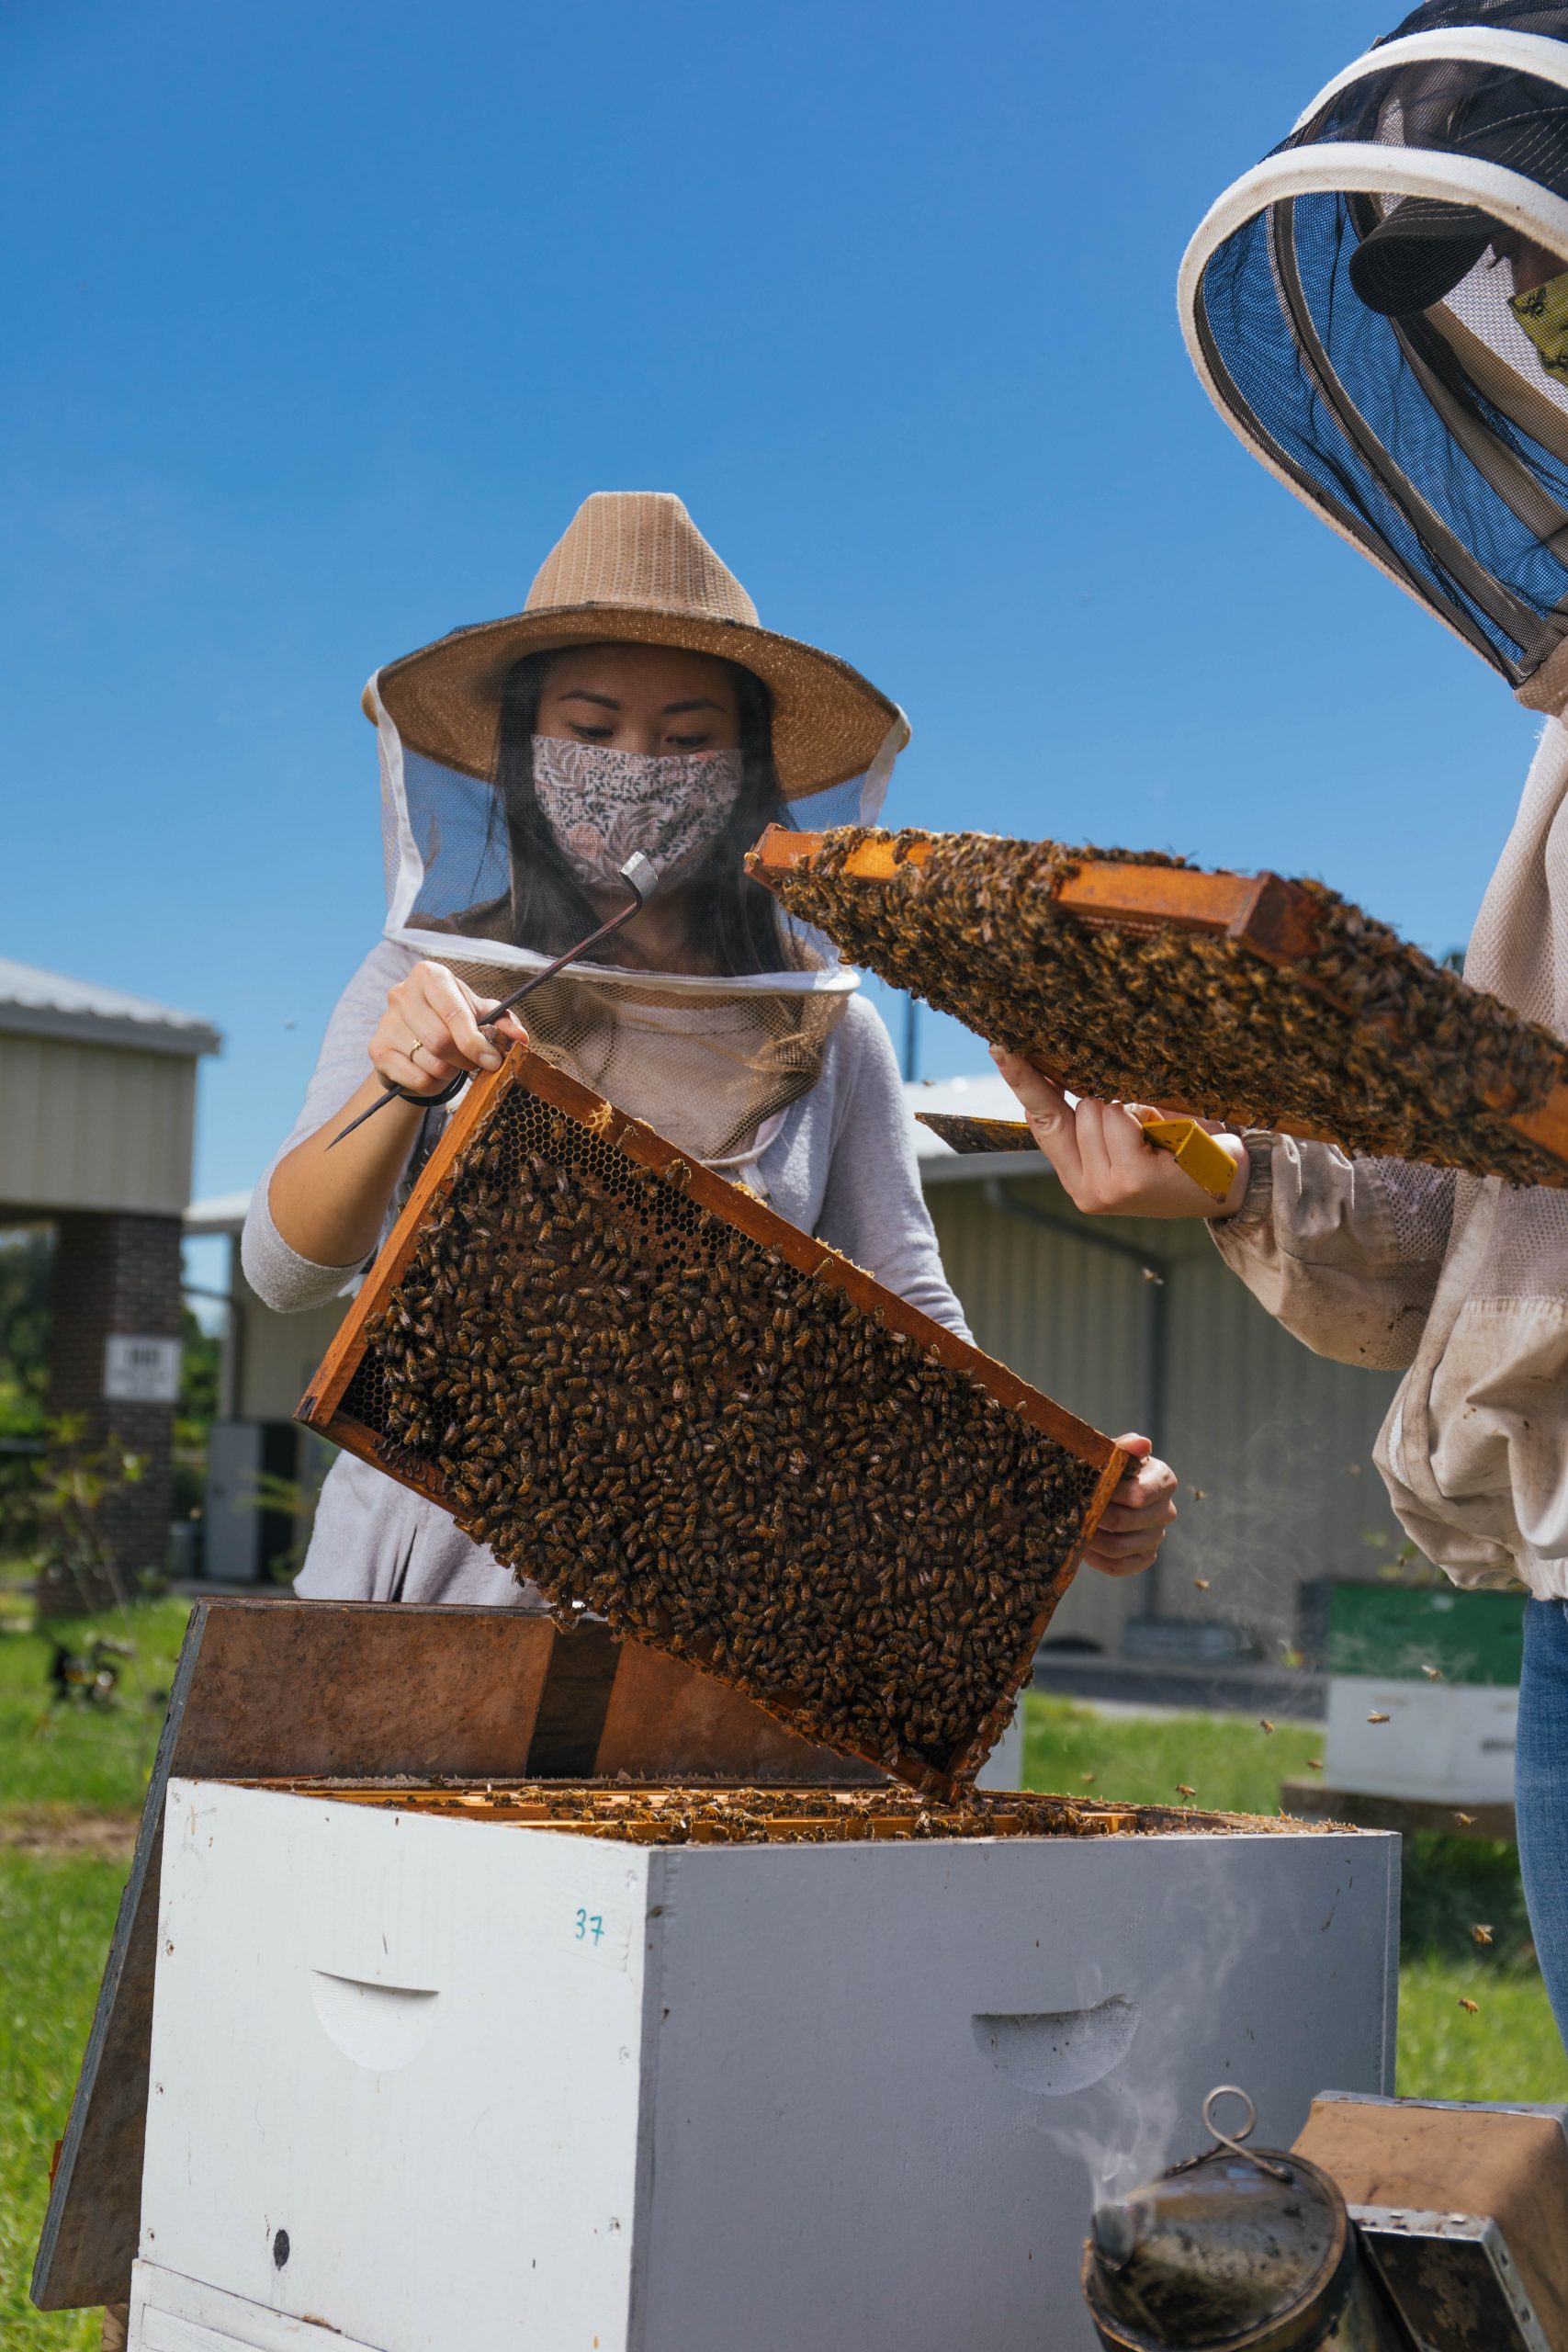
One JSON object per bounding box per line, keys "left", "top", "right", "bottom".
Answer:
{"left": 1, "top": 957, "right": 220, "bottom": 1610}
{"left": 915, "top": 1079, "right": 1404, "bottom": 1661}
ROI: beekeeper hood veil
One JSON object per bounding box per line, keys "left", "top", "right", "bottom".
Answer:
{"left": 1180, "top": 2, "right": 1568, "bottom": 710}
{"left": 367, "top": 492, "right": 909, "bottom": 1167}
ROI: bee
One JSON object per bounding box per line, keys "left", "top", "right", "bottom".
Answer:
{"left": 1175, "top": 1783, "right": 1196, "bottom": 1800}
{"left": 1258, "top": 1718, "right": 1275, "bottom": 1736}
{"left": 1367, "top": 1712, "right": 1391, "bottom": 1725}
{"left": 1472, "top": 1924, "right": 1494, "bottom": 1948}
{"left": 1458, "top": 1997, "right": 1481, "bottom": 2016}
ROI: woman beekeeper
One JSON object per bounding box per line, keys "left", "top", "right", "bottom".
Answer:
{"left": 997, "top": 5, "right": 1568, "bottom": 2039}
{"left": 246, "top": 491, "right": 1178, "bottom": 1603}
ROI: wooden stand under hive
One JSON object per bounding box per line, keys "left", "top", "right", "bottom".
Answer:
{"left": 297, "top": 1050, "right": 1125, "bottom": 1798}
{"left": 745, "top": 825, "right": 1568, "bottom": 1186}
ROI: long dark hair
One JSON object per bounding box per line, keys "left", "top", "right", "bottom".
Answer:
{"left": 495, "top": 646, "right": 804, "bottom": 975}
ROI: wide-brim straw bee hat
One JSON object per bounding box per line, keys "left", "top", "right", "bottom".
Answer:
{"left": 368, "top": 492, "right": 909, "bottom": 796}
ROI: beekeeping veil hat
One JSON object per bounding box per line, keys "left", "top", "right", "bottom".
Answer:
{"left": 1180, "top": 1, "right": 1568, "bottom": 712}
{"left": 366, "top": 493, "right": 909, "bottom": 1167}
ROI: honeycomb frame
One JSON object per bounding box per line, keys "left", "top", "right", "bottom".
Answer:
{"left": 748, "top": 825, "right": 1568, "bottom": 1188}
{"left": 299, "top": 1049, "right": 1125, "bottom": 1801}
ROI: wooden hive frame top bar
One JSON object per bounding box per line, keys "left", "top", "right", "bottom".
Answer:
{"left": 237, "top": 1777, "right": 1354, "bottom": 1841}
{"left": 298, "top": 1049, "right": 1126, "bottom": 1802}
{"left": 747, "top": 825, "right": 1568, "bottom": 1182}
{"left": 755, "top": 824, "right": 1320, "bottom": 954}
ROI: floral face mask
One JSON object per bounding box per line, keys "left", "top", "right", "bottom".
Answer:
{"left": 1510, "top": 268, "right": 1568, "bottom": 380}
{"left": 531, "top": 736, "right": 744, "bottom": 890}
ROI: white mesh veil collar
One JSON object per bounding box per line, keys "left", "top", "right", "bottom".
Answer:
{"left": 368, "top": 672, "right": 907, "bottom": 997}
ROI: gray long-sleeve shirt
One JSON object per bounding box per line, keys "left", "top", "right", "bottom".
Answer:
{"left": 243, "top": 941, "right": 970, "bottom": 1605}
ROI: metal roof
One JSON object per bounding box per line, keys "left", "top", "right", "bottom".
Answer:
{"left": 904, "top": 1073, "right": 1047, "bottom": 1184}
{"left": 0, "top": 956, "right": 221, "bottom": 1058}
{"left": 183, "top": 1189, "right": 254, "bottom": 1236}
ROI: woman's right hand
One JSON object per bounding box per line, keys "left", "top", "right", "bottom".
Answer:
{"left": 370, "top": 961, "right": 530, "bottom": 1094}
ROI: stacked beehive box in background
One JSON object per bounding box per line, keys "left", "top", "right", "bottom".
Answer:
{"left": 1318, "top": 1582, "right": 1525, "bottom": 1809}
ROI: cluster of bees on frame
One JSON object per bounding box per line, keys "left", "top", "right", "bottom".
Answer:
{"left": 769, "top": 829, "right": 1568, "bottom": 1187}
{"left": 357, "top": 1783, "right": 1186, "bottom": 1844}
{"left": 355, "top": 1090, "right": 1101, "bottom": 1780}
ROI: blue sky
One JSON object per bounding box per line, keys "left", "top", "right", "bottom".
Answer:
{"left": 5, "top": 0, "right": 1541, "bottom": 1203}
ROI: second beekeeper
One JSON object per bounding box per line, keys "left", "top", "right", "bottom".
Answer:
{"left": 994, "top": 5, "right": 1568, "bottom": 2041}
{"left": 245, "top": 491, "right": 1179, "bottom": 1603}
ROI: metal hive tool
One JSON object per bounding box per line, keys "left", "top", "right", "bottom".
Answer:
{"left": 298, "top": 1050, "right": 1125, "bottom": 1800}
{"left": 746, "top": 825, "right": 1568, "bottom": 1188}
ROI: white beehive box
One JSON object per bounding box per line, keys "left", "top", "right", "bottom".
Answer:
{"left": 135, "top": 1779, "right": 1397, "bottom": 2352}
{"left": 1325, "top": 1674, "right": 1518, "bottom": 1804}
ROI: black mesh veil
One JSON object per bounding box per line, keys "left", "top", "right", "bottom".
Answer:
{"left": 1179, "top": 5, "right": 1568, "bottom": 703}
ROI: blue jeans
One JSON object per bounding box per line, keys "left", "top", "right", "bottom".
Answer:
{"left": 1516, "top": 1599, "right": 1568, "bottom": 2049}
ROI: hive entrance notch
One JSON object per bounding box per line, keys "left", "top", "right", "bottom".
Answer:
{"left": 299, "top": 1048, "right": 1125, "bottom": 1801}
{"left": 747, "top": 825, "right": 1568, "bottom": 1188}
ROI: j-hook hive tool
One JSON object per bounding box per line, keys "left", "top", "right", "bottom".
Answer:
{"left": 326, "top": 851, "right": 660, "bottom": 1150}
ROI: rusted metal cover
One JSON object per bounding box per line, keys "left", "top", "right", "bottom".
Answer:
{"left": 1296, "top": 2091, "right": 1568, "bottom": 2351}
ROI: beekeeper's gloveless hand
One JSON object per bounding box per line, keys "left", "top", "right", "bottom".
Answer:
{"left": 1084, "top": 1436, "right": 1179, "bottom": 1577}
{"left": 268, "top": 964, "right": 530, "bottom": 1271}
{"left": 369, "top": 960, "right": 530, "bottom": 1094}
{"left": 990, "top": 1047, "right": 1249, "bottom": 1220}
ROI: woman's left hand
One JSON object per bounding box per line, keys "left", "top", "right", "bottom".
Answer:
{"left": 1083, "top": 1434, "right": 1179, "bottom": 1577}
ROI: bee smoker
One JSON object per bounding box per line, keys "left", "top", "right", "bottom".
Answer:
{"left": 1083, "top": 2086, "right": 1568, "bottom": 2352}
{"left": 1082, "top": 2090, "right": 1404, "bottom": 2351}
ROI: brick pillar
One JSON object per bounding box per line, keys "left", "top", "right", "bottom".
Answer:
{"left": 41, "top": 1212, "right": 183, "bottom": 1617}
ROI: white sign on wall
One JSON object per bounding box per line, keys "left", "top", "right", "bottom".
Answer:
{"left": 104, "top": 1335, "right": 183, "bottom": 1404}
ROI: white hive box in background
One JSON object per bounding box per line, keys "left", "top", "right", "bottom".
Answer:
{"left": 1325, "top": 1675, "right": 1518, "bottom": 1804}
{"left": 137, "top": 1779, "right": 1397, "bottom": 2352}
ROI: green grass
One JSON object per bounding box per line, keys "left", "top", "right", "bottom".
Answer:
{"left": 1, "top": 1634, "right": 1563, "bottom": 2346}
{"left": 0, "top": 1598, "right": 190, "bottom": 1817}
{"left": 1024, "top": 1688, "right": 1324, "bottom": 1817}
{"left": 2, "top": 1854, "right": 130, "bottom": 2348}
{"left": 1023, "top": 1691, "right": 1568, "bottom": 2101}
{"left": 1, "top": 1598, "right": 191, "bottom": 2347}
